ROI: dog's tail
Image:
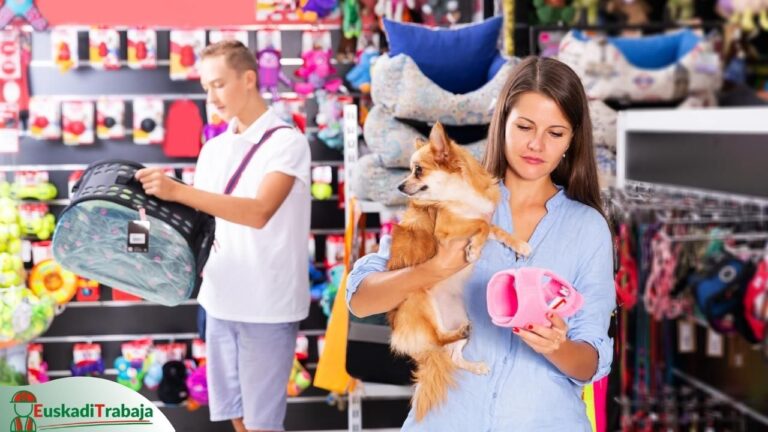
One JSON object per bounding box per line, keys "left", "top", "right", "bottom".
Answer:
{"left": 412, "top": 349, "right": 456, "bottom": 421}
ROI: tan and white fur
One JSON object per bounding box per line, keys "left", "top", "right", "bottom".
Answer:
{"left": 386, "top": 122, "right": 531, "bottom": 421}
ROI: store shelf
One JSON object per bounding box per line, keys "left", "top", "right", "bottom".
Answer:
{"left": 356, "top": 199, "right": 405, "bottom": 214}
{"left": 30, "top": 58, "right": 351, "bottom": 68}
{"left": 65, "top": 299, "right": 200, "bottom": 308}
{"left": 27, "top": 91, "right": 306, "bottom": 101}
{"left": 672, "top": 369, "right": 768, "bottom": 427}
{"left": 35, "top": 329, "right": 325, "bottom": 343}
{"left": 18, "top": 126, "right": 320, "bottom": 139}
{"left": 0, "top": 160, "right": 343, "bottom": 171}
{"left": 18, "top": 23, "right": 343, "bottom": 32}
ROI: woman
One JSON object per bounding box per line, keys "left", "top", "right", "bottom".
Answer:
{"left": 346, "top": 56, "right": 616, "bottom": 431}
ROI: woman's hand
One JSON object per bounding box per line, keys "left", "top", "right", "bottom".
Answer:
{"left": 513, "top": 313, "right": 568, "bottom": 355}
{"left": 421, "top": 237, "right": 471, "bottom": 279}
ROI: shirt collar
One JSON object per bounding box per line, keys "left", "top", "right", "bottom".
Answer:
{"left": 499, "top": 182, "right": 566, "bottom": 212}
{"left": 226, "top": 107, "right": 276, "bottom": 140}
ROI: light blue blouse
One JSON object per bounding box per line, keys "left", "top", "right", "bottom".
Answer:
{"left": 346, "top": 184, "right": 616, "bottom": 431}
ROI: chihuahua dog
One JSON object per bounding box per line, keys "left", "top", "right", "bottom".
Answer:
{"left": 387, "top": 122, "right": 531, "bottom": 420}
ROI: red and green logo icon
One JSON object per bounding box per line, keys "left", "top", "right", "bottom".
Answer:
{"left": 10, "top": 390, "right": 37, "bottom": 432}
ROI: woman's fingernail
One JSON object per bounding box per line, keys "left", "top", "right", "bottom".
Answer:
{"left": 512, "top": 327, "right": 519, "bottom": 333}
{"left": 527, "top": 325, "right": 533, "bottom": 330}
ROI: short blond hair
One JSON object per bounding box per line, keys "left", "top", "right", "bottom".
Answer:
{"left": 200, "top": 40, "right": 258, "bottom": 75}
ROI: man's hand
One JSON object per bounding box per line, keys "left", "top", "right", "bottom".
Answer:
{"left": 135, "top": 168, "right": 183, "bottom": 202}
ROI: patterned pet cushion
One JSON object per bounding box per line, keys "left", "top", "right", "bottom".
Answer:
{"left": 383, "top": 16, "right": 504, "bottom": 94}
{"left": 351, "top": 153, "right": 409, "bottom": 206}
{"left": 558, "top": 29, "right": 721, "bottom": 102}
{"left": 590, "top": 100, "right": 617, "bottom": 151}
{"left": 364, "top": 104, "right": 486, "bottom": 168}
{"left": 371, "top": 54, "right": 517, "bottom": 126}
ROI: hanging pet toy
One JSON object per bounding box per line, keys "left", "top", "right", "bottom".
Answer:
{"left": 0, "top": 0, "right": 47, "bottom": 30}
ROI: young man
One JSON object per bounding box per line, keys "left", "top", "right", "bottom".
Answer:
{"left": 136, "top": 40, "right": 311, "bottom": 432}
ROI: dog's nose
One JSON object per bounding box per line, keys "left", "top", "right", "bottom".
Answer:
{"left": 397, "top": 183, "right": 406, "bottom": 192}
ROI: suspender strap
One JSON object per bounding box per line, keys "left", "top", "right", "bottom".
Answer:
{"left": 223, "top": 125, "right": 291, "bottom": 195}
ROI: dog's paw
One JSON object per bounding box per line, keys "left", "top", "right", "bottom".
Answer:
{"left": 459, "top": 324, "right": 471, "bottom": 339}
{"left": 470, "top": 362, "right": 490, "bottom": 375}
{"left": 514, "top": 241, "right": 532, "bottom": 257}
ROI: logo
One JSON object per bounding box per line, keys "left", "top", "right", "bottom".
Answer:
{"left": 2, "top": 378, "right": 173, "bottom": 431}
{"left": 10, "top": 390, "right": 36, "bottom": 432}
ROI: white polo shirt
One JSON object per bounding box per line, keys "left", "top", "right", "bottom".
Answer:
{"left": 194, "top": 108, "right": 311, "bottom": 323}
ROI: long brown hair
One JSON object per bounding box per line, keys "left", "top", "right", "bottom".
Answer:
{"left": 483, "top": 56, "right": 606, "bottom": 220}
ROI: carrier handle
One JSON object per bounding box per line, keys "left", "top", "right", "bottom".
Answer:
{"left": 115, "top": 173, "right": 140, "bottom": 187}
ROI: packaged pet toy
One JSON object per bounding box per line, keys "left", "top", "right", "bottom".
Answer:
{"left": 315, "top": 92, "right": 350, "bottom": 149}
{"left": 345, "top": 47, "right": 379, "bottom": 92}
{"left": 271, "top": 96, "right": 307, "bottom": 133}
{"left": 0, "top": 29, "right": 29, "bottom": 108}
{"left": 169, "top": 30, "right": 205, "bottom": 81}
{"left": 320, "top": 264, "right": 344, "bottom": 317}
{"left": 28, "top": 259, "right": 77, "bottom": 305}
{"left": 255, "top": 0, "right": 299, "bottom": 23}
{"left": 208, "top": 29, "right": 249, "bottom": 46}
{"left": 286, "top": 357, "right": 311, "bottom": 396}
{"left": 28, "top": 97, "right": 61, "bottom": 140}
{"left": 186, "top": 362, "right": 208, "bottom": 406}
{"left": 96, "top": 98, "right": 125, "bottom": 140}
{"left": 75, "top": 277, "right": 100, "bottom": 301}
{"left": 62, "top": 101, "right": 95, "bottom": 145}
{"left": 258, "top": 46, "right": 292, "bottom": 100}
{"left": 51, "top": 160, "right": 216, "bottom": 306}
{"left": 11, "top": 170, "right": 57, "bottom": 201}
{"left": 202, "top": 103, "right": 227, "bottom": 143}
{"left": 18, "top": 203, "right": 55, "bottom": 241}
{"left": 487, "top": 267, "right": 584, "bottom": 329}
{"left": 51, "top": 27, "right": 78, "bottom": 73}
{"left": 70, "top": 343, "right": 105, "bottom": 376}
{"left": 127, "top": 29, "right": 157, "bottom": 69}
{"left": 0, "top": 252, "right": 23, "bottom": 288}
{"left": 132, "top": 98, "right": 164, "bottom": 145}
{"left": 158, "top": 360, "right": 189, "bottom": 404}
{"left": 297, "top": 0, "right": 338, "bottom": 21}
{"left": 311, "top": 165, "right": 333, "bottom": 200}
{"left": 88, "top": 27, "right": 120, "bottom": 70}
{"left": 294, "top": 31, "right": 342, "bottom": 95}
{"left": 0, "top": 286, "right": 55, "bottom": 348}
{"left": 0, "top": 0, "right": 48, "bottom": 30}
{"left": 27, "top": 343, "right": 48, "bottom": 384}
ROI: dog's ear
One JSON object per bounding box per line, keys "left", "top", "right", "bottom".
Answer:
{"left": 429, "top": 122, "right": 451, "bottom": 163}
{"left": 414, "top": 138, "right": 428, "bottom": 149}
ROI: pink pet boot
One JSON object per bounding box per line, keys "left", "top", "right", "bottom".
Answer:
{"left": 486, "top": 267, "right": 584, "bottom": 328}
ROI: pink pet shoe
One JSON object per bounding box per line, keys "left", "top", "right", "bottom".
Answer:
{"left": 486, "top": 267, "right": 584, "bottom": 328}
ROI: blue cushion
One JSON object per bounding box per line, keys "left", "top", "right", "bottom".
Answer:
{"left": 573, "top": 29, "right": 702, "bottom": 70}
{"left": 487, "top": 52, "right": 508, "bottom": 82}
{"left": 384, "top": 17, "right": 503, "bottom": 94}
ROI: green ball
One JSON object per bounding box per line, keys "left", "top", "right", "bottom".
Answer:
{"left": 9, "top": 256, "right": 22, "bottom": 271}
{"left": 311, "top": 183, "right": 333, "bottom": 200}
{"left": 8, "top": 223, "right": 20, "bottom": 239}
{"left": 7, "top": 239, "right": 20, "bottom": 255}
{"left": 0, "top": 254, "right": 11, "bottom": 271}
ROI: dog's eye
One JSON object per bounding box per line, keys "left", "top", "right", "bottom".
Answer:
{"left": 414, "top": 165, "right": 423, "bottom": 178}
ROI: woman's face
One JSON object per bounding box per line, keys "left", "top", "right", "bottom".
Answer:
{"left": 504, "top": 91, "right": 573, "bottom": 183}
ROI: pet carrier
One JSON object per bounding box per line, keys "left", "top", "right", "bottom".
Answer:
{"left": 52, "top": 160, "right": 215, "bottom": 306}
